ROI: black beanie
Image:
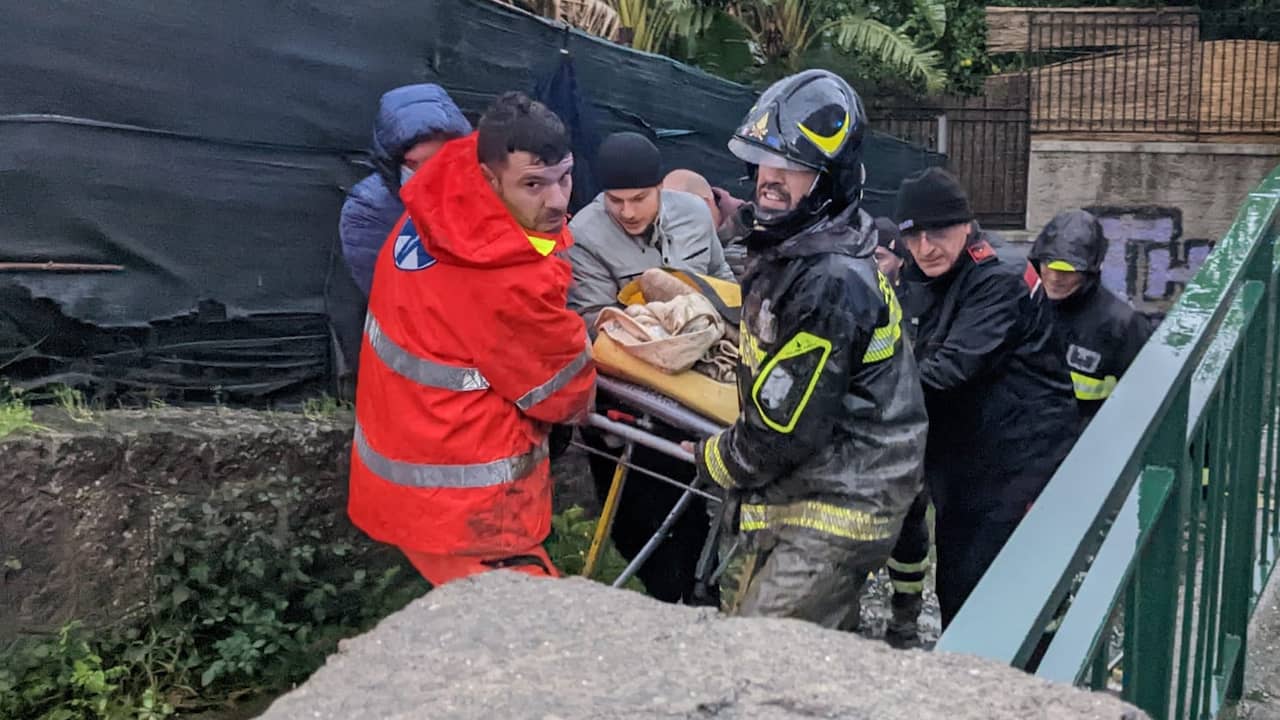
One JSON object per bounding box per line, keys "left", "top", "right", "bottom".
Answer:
{"left": 595, "top": 132, "right": 662, "bottom": 190}
{"left": 894, "top": 167, "right": 973, "bottom": 232}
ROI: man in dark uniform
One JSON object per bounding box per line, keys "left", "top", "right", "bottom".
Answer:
{"left": 693, "top": 70, "right": 928, "bottom": 628}
{"left": 1029, "top": 209, "right": 1152, "bottom": 426}
{"left": 871, "top": 215, "right": 931, "bottom": 648}
{"left": 896, "top": 168, "right": 1079, "bottom": 628}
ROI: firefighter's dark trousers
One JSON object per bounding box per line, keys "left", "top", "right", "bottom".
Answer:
{"left": 934, "top": 509, "right": 1021, "bottom": 628}
{"left": 888, "top": 490, "right": 931, "bottom": 599}
{"left": 731, "top": 526, "right": 899, "bottom": 630}
{"left": 582, "top": 426, "right": 716, "bottom": 605}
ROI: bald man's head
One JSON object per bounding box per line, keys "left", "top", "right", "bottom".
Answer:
{"left": 663, "top": 169, "right": 719, "bottom": 226}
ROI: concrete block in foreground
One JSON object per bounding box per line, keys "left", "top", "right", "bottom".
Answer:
{"left": 260, "top": 572, "right": 1146, "bottom": 720}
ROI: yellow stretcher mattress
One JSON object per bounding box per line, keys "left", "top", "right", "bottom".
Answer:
{"left": 592, "top": 334, "right": 740, "bottom": 426}
{"left": 593, "top": 269, "right": 742, "bottom": 427}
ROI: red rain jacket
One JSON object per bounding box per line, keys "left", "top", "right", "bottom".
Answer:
{"left": 348, "top": 133, "right": 596, "bottom": 556}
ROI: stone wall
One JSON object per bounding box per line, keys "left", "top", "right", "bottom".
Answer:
{"left": 1027, "top": 140, "right": 1280, "bottom": 241}
{"left": 1027, "top": 141, "right": 1279, "bottom": 317}
{"left": 0, "top": 407, "right": 355, "bottom": 639}
{"left": 0, "top": 406, "right": 596, "bottom": 638}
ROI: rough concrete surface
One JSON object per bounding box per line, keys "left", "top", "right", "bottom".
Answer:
{"left": 1227, "top": 568, "right": 1280, "bottom": 719}
{"left": 1026, "top": 140, "right": 1280, "bottom": 242}
{"left": 259, "top": 572, "right": 1146, "bottom": 720}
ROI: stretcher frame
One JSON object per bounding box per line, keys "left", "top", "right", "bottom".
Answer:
{"left": 575, "top": 374, "right": 732, "bottom": 590}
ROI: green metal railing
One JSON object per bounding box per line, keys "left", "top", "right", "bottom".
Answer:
{"left": 938, "top": 165, "right": 1280, "bottom": 720}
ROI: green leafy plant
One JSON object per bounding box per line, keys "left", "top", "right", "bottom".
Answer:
{"left": 0, "top": 473, "right": 428, "bottom": 719}
{"left": 302, "top": 394, "right": 352, "bottom": 421}
{"left": 50, "top": 385, "right": 96, "bottom": 424}
{"left": 0, "top": 381, "right": 41, "bottom": 439}
{"left": 0, "top": 482, "right": 642, "bottom": 718}
{"left": 615, "top": 0, "right": 717, "bottom": 53}
{"left": 0, "top": 622, "right": 170, "bottom": 720}
{"left": 677, "top": 0, "right": 948, "bottom": 91}
{"left": 146, "top": 476, "right": 427, "bottom": 698}
{"left": 546, "top": 505, "right": 647, "bottom": 592}
{"left": 0, "top": 398, "right": 38, "bottom": 439}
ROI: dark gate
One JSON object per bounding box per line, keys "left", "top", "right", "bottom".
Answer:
{"left": 870, "top": 94, "right": 1031, "bottom": 229}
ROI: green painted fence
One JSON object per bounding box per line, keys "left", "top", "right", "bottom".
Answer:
{"left": 938, "top": 165, "right": 1280, "bottom": 720}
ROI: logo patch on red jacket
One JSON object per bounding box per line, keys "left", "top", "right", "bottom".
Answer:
{"left": 967, "top": 241, "right": 996, "bottom": 263}
{"left": 393, "top": 217, "right": 437, "bottom": 272}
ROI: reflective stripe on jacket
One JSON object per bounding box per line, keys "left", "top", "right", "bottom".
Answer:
{"left": 697, "top": 208, "right": 928, "bottom": 542}
{"left": 349, "top": 133, "right": 596, "bottom": 556}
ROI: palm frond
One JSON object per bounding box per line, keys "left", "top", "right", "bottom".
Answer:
{"left": 615, "top": 0, "right": 694, "bottom": 53}
{"left": 562, "top": 0, "right": 620, "bottom": 38}
{"left": 824, "top": 15, "right": 946, "bottom": 91}
{"left": 777, "top": 0, "right": 811, "bottom": 45}
{"left": 913, "top": 0, "right": 947, "bottom": 39}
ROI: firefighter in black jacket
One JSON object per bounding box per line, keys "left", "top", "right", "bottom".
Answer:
{"left": 872, "top": 215, "right": 930, "bottom": 647}
{"left": 694, "top": 70, "right": 928, "bottom": 628}
{"left": 896, "top": 168, "right": 1079, "bottom": 628}
{"left": 1030, "top": 209, "right": 1152, "bottom": 425}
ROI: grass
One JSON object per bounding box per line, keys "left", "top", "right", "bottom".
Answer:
{"left": 51, "top": 384, "right": 96, "bottom": 423}
{"left": 546, "top": 506, "right": 647, "bottom": 593}
{"left": 0, "top": 397, "right": 39, "bottom": 439}
{"left": 303, "top": 394, "right": 353, "bottom": 421}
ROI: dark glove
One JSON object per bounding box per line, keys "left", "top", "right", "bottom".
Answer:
{"left": 549, "top": 424, "right": 574, "bottom": 460}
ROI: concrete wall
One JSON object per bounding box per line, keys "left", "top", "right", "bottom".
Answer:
{"left": 1089, "top": 206, "right": 1215, "bottom": 319}
{"left": 0, "top": 408, "right": 595, "bottom": 639}
{"left": 1028, "top": 140, "right": 1280, "bottom": 318}
{"left": 1028, "top": 140, "right": 1280, "bottom": 241}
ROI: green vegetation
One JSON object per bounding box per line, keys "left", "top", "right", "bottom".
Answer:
{"left": 552, "top": 0, "right": 1279, "bottom": 97}
{"left": 0, "top": 474, "right": 428, "bottom": 720}
{"left": 0, "top": 397, "right": 38, "bottom": 439}
{"left": 0, "top": 382, "right": 40, "bottom": 439}
{"left": 49, "top": 386, "right": 95, "bottom": 424}
{"left": 676, "top": 0, "right": 954, "bottom": 92}
{"left": 0, "top": 490, "right": 639, "bottom": 719}
{"left": 546, "top": 505, "right": 647, "bottom": 593}
{"left": 301, "top": 394, "right": 352, "bottom": 421}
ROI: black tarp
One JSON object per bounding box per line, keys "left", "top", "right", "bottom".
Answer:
{"left": 0, "top": 0, "right": 943, "bottom": 402}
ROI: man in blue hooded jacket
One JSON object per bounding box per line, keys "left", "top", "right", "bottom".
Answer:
{"left": 339, "top": 84, "right": 472, "bottom": 295}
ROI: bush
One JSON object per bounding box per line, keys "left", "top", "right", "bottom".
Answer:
{"left": 545, "top": 506, "right": 646, "bottom": 593}
{"left": 0, "top": 474, "right": 428, "bottom": 719}
{"left": 0, "top": 482, "right": 641, "bottom": 719}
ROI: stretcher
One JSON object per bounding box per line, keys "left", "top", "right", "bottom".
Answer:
{"left": 576, "top": 374, "right": 737, "bottom": 592}
{"left": 576, "top": 269, "right": 743, "bottom": 593}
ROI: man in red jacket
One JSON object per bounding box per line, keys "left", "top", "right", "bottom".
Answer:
{"left": 348, "top": 92, "right": 597, "bottom": 587}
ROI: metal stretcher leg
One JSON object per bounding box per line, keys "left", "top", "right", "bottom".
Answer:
{"left": 582, "top": 442, "right": 632, "bottom": 579}
{"left": 581, "top": 412, "right": 721, "bottom": 591}
{"left": 613, "top": 475, "right": 703, "bottom": 589}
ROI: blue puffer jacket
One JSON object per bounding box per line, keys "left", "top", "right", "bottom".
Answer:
{"left": 339, "top": 84, "right": 471, "bottom": 295}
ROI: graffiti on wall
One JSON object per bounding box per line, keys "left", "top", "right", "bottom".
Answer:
{"left": 1086, "top": 206, "right": 1215, "bottom": 320}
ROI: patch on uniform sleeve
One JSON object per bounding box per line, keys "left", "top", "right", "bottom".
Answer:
{"left": 1066, "top": 343, "right": 1103, "bottom": 373}
{"left": 967, "top": 240, "right": 996, "bottom": 264}
{"left": 393, "top": 218, "right": 437, "bottom": 272}
{"left": 751, "top": 331, "right": 832, "bottom": 434}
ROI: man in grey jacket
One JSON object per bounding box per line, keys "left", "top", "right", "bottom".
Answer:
{"left": 568, "top": 132, "right": 734, "bottom": 330}
{"left": 567, "top": 131, "right": 732, "bottom": 604}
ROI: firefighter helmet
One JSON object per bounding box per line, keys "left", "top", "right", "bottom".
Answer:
{"left": 728, "top": 69, "right": 868, "bottom": 239}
